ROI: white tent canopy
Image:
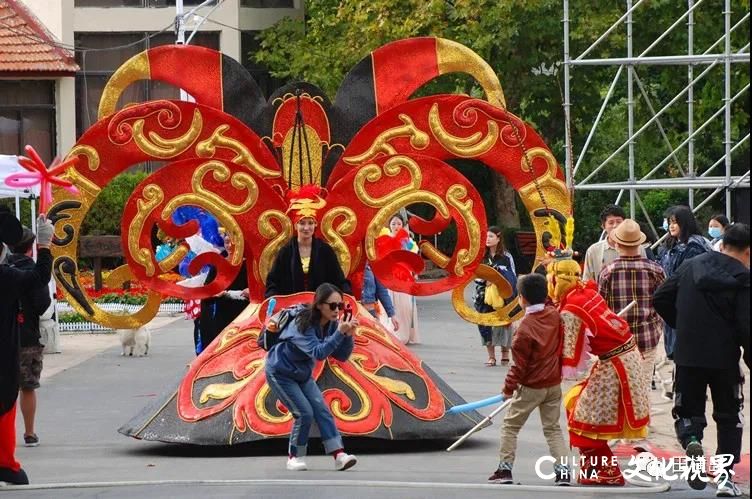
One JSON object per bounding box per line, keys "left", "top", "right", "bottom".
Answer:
{"left": 0, "top": 154, "right": 40, "bottom": 231}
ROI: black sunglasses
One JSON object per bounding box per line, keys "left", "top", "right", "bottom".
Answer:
{"left": 324, "top": 301, "right": 345, "bottom": 311}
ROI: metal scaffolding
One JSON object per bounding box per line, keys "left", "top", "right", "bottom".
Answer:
{"left": 563, "top": 0, "right": 750, "bottom": 222}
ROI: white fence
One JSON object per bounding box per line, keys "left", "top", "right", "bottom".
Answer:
{"left": 58, "top": 300, "right": 184, "bottom": 332}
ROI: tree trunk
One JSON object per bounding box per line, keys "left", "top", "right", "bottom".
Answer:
{"left": 491, "top": 174, "right": 520, "bottom": 228}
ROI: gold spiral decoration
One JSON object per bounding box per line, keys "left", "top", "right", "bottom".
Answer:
{"left": 343, "top": 114, "right": 430, "bottom": 165}
{"left": 257, "top": 210, "right": 293, "bottom": 284}
{"left": 320, "top": 206, "right": 358, "bottom": 275}
{"left": 128, "top": 184, "right": 164, "bottom": 277}
{"left": 328, "top": 362, "right": 374, "bottom": 422}
{"left": 354, "top": 156, "right": 423, "bottom": 208}
{"left": 446, "top": 184, "right": 481, "bottom": 277}
{"left": 196, "top": 124, "right": 281, "bottom": 178}
{"left": 256, "top": 383, "right": 293, "bottom": 424}
{"left": 428, "top": 103, "right": 499, "bottom": 157}
{"left": 191, "top": 160, "right": 259, "bottom": 215}
{"left": 130, "top": 108, "right": 203, "bottom": 159}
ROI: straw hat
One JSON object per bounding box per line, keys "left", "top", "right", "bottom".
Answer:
{"left": 612, "top": 219, "right": 646, "bottom": 247}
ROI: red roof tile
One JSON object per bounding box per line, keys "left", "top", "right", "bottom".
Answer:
{"left": 0, "top": 0, "right": 78, "bottom": 75}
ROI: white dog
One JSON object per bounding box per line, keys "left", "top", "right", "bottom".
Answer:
{"left": 118, "top": 326, "right": 151, "bottom": 357}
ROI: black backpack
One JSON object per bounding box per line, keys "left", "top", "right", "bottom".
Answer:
{"left": 257, "top": 306, "right": 301, "bottom": 351}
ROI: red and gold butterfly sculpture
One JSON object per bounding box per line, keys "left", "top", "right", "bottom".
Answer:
{"left": 49, "top": 38, "right": 571, "bottom": 444}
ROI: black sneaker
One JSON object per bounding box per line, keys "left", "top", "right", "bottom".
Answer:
{"left": 686, "top": 439, "right": 707, "bottom": 491}
{"left": 554, "top": 464, "right": 571, "bottom": 486}
{"left": 488, "top": 466, "right": 514, "bottom": 484}
{"left": 23, "top": 434, "right": 39, "bottom": 447}
{"left": 0, "top": 466, "right": 29, "bottom": 485}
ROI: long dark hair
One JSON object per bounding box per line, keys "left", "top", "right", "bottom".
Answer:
{"left": 294, "top": 283, "right": 342, "bottom": 331}
{"left": 666, "top": 205, "right": 701, "bottom": 247}
{"left": 486, "top": 225, "right": 505, "bottom": 258}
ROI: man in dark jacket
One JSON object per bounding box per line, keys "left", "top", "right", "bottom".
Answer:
{"left": 653, "top": 223, "right": 750, "bottom": 496}
{"left": 7, "top": 228, "right": 52, "bottom": 448}
{"left": 0, "top": 208, "right": 54, "bottom": 485}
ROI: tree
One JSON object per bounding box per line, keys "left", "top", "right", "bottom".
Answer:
{"left": 255, "top": 0, "right": 750, "bottom": 245}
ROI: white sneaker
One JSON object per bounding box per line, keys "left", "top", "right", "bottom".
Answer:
{"left": 286, "top": 457, "right": 307, "bottom": 471}
{"left": 716, "top": 481, "right": 742, "bottom": 497}
{"left": 334, "top": 452, "right": 357, "bottom": 471}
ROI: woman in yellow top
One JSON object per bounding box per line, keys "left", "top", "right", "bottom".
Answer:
{"left": 265, "top": 187, "right": 351, "bottom": 297}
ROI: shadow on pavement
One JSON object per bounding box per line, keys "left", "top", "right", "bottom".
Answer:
{"left": 118, "top": 437, "right": 492, "bottom": 458}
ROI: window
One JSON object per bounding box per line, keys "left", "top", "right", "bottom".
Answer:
{"left": 241, "top": 0, "right": 294, "bottom": 7}
{"left": 0, "top": 81, "right": 56, "bottom": 164}
{"left": 241, "top": 31, "right": 286, "bottom": 99}
{"left": 75, "top": 32, "right": 219, "bottom": 171}
{"left": 75, "top": 32, "right": 219, "bottom": 137}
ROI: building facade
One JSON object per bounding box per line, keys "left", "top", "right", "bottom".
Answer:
{"left": 2, "top": 0, "right": 302, "bottom": 161}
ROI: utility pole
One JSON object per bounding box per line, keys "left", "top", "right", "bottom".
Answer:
{"left": 174, "top": 0, "right": 217, "bottom": 101}
{"left": 175, "top": 0, "right": 186, "bottom": 44}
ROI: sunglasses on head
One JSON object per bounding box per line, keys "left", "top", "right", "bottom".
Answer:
{"left": 324, "top": 301, "right": 345, "bottom": 311}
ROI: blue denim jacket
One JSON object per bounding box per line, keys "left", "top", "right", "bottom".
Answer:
{"left": 361, "top": 264, "right": 396, "bottom": 317}
{"left": 265, "top": 309, "right": 354, "bottom": 382}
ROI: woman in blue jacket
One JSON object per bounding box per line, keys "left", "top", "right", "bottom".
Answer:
{"left": 264, "top": 283, "right": 358, "bottom": 471}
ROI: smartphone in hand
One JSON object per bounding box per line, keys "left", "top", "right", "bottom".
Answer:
{"left": 342, "top": 304, "right": 353, "bottom": 322}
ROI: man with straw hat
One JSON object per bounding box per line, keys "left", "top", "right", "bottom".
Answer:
{"left": 598, "top": 219, "right": 666, "bottom": 422}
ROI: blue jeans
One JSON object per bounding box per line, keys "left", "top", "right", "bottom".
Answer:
{"left": 265, "top": 370, "right": 343, "bottom": 457}
{"left": 664, "top": 323, "right": 676, "bottom": 359}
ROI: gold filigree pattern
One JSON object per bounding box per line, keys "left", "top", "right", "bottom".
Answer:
{"left": 200, "top": 375, "right": 255, "bottom": 405}
{"left": 518, "top": 147, "right": 571, "bottom": 267}
{"left": 342, "top": 114, "right": 429, "bottom": 165}
{"left": 66, "top": 145, "right": 100, "bottom": 172}
{"left": 217, "top": 322, "right": 259, "bottom": 352}
{"left": 158, "top": 246, "right": 189, "bottom": 272}
{"left": 351, "top": 354, "right": 416, "bottom": 400}
{"left": 257, "top": 210, "right": 293, "bottom": 284}
{"left": 428, "top": 103, "right": 498, "bottom": 157}
{"left": 256, "top": 384, "right": 292, "bottom": 424}
{"left": 191, "top": 160, "right": 259, "bottom": 215}
{"left": 128, "top": 108, "right": 203, "bottom": 158}
{"left": 320, "top": 206, "right": 357, "bottom": 275}
{"left": 354, "top": 156, "right": 423, "bottom": 208}
{"left": 328, "top": 362, "right": 374, "bottom": 422}
{"left": 446, "top": 185, "right": 480, "bottom": 276}
{"left": 128, "top": 184, "right": 164, "bottom": 277}
{"left": 196, "top": 124, "right": 281, "bottom": 178}
{"left": 57, "top": 166, "right": 101, "bottom": 204}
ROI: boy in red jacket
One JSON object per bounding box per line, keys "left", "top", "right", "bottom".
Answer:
{"left": 488, "top": 273, "right": 570, "bottom": 486}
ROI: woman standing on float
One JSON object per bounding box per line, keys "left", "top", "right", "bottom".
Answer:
{"left": 265, "top": 186, "right": 351, "bottom": 297}
{"left": 382, "top": 214, "right": 420, "bottom": 344}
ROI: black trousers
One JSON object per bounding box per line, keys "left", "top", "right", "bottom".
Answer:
{"left": 673, "top": 365, "right": 745, "bottom": 469}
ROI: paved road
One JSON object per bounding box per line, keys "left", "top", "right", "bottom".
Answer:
{"left": 2, "top": 294, "right": 748, "bottom": 498}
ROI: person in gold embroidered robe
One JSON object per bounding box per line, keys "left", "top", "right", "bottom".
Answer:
{"left": 548, "top": 258, "right": 650, "bottom": 486}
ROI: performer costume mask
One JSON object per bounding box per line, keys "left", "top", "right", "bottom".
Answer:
{"left": 547, "top": 258, "right": 581, "bottom": 302}
{"left": 547, "top": 256, "right": 649, "bottom": 486}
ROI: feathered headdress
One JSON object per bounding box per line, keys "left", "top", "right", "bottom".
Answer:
{"left": 285, "top": 185, "right": 327, "bottom": 223}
